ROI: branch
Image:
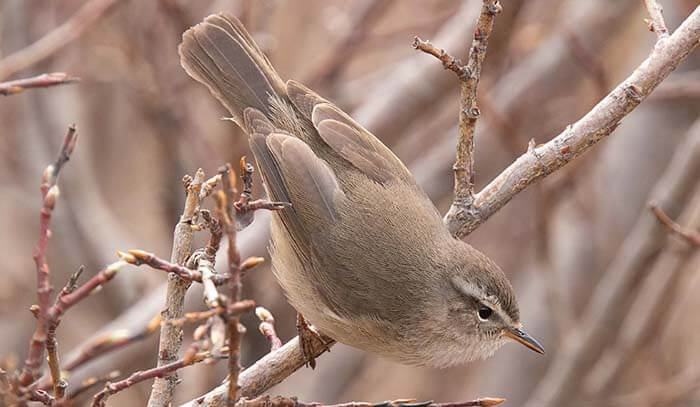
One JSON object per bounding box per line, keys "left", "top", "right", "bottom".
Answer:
{"left": 444, "top": 5, "right": 700, "bottom": 238}
{"left": 218, "top": 163, "right": 244, "bottom": 406}
{"left": 644, "top": 0, "right": 669, "bottom": 38}
{"left": 94, "top": 347, "right": 214, "bottom": 407}
{"left": 180, "top": 335, "right": 332, "bottom": 407}
{"left": 0, "top": 0, "right": 125, "bottom": 81}
{"left": 0, "top": 72, "right": 79, "bottom": 96}
{"left": 414, "top": 0, "right": 501, "bottom": 207}
{"left": 19, "top": 125, "right": 78, "bottom": 388}
{"left": 649, "top": 201, "right": 700, "bottom": 246}
{"left": 147, "top": 168, "right": 205, "bottom": 407}
{"left": 237, "top": 396, "right": 506, "bottom": 407}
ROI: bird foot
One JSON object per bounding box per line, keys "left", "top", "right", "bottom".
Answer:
{"left": 296, "top": 313, "right": 333, "bottom": 369}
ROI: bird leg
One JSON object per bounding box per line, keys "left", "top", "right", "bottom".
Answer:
{"left": 296, "top": 313, "right": 332, "bottom": 369}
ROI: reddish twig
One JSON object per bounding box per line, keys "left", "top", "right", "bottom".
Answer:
{"left": 93, "top": 347, "right": 214, "bottom": 407}
{"left": 19, "top": 125, "right": 78, "bottom": 389}
{"left": 0, "top": 72, "right": 79, "bottom": 96}
{"left": 64, "top": 314, "right": 160, "bottom": 374}
{"left": 120, "top": 249, "right": 226, "bottom": 284}
{"left": 649, "top": 201, "right": 700, "bottom": 246}
{"left": 218, "top": 163, "right": 244, "bottom": 406}
{"left": 165, "top": 301, "right": 254, "bottom": 329}
{"left": 644, "top": 0, "right": 669, "bottom": 38}
{"left": 255, "top": 307, "right": 282, "bottom": 352}
{"left": 234, "top": 157, "right": 289, "bottom": 230}
{"left": 65, "top": 370, "right": 120, "bottom": 402}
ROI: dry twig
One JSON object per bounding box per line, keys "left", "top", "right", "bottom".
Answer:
{"left": 218, "top": 163, "right": 244, "bottom": 406}
{"left": 237, "top": 396, "right": 506, "bottom": 407}
{"left": 19, "top": 125, "right": 78, "bottom": 390}
{"left": 94, "top": 347, "right": 215, "bottom": 407}
{"left": 415, "top": 0, "right": 501, "bottom": 213}
{"left": 0, "top": 72, "right": 79, "bottom": 96}
{"left": 649, "top": 201, "right": 700, "bottom": 246}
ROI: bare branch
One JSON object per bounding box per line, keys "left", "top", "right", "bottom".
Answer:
{"left": 412, "top": 37, "right": 467, "bottom": 78}
{"left": 644, "top": 0, "right": 669, "bottom": 38}
{"left": 218, "top": 163, "right": 244, "bottom": 406}
{"left": 649, "top": 201, "right": 700, "bottom": 246}
{"left": 19, "top": 125, "right": 78, "bottom": 388}
{"left": 445, "top": 6, "right": 700, "bottom": 238}
{"left": 147, "top": 168, "right": 205, "bottom": 407}
{"left": 236, "top": 396, "right": 506, "bottom": 407}
{"left": 0, "top": 72, "right": 79, "bottom": 96}
{"left": 180, "top": 336, "right": 332, "bottom": 407}
{"left": 416, "top": 0, "right": 502, "bottom": 209}
{"left": 94, "top": 347, "right": 214, "bottom": 407}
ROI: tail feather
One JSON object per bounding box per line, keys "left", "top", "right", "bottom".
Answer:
{"left": 179, "top": 13, "right": 286, "bottom": 125}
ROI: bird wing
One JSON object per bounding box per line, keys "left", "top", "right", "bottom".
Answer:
{"left": 286, "top": 80, "right": 416, "bottom": 186}
{"left": 245, "top": 108, "right": 346, "bottom": 249}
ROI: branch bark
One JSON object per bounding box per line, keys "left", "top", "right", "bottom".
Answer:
{"left": 180, "top": 335, "right": 331, "bottom": 407}
{"left": 147, "top": 169, "right": 205, "bottom": 407}
{"left": 444, "top": 5, "right": 700, "bottom": 238}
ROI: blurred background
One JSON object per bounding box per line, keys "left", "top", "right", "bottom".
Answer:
{"left": 2, "top": 0, "right": 700, "bottom": 405}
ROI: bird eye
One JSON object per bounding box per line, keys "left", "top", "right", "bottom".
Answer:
{"left": 478, "top": 305, "right": 493, "bottom": 321}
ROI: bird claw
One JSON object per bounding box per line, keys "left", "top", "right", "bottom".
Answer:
{"left": 296, "top": 313, "right": 332, "bottom": 369}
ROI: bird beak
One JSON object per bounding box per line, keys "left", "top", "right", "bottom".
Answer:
{"left": 504, "top": 327, "right": 545, "bottom": 354}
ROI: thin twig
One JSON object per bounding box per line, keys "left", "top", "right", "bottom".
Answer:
{"left": 218, "top": 163, "right": 244, "bottom": 406}
{"left": 19, "top": 125, "right": 78, "bottom": 389}
{"left": 0, "top": 72, "right": 79, "bottom": 96}
{"left": 147, "top": 169, "right": 205, "bottom": 407}
{"left": 94, "top": 347, "right": 214, "bottom": 407}
{"left": 0, "top": 0, "right": 125, "bottom": 81}
{"left": 65, "top": 370, "right": 120, "bottom": 402}
{"left": 644, "top": 0, "right": 669, "bottom": 38}
{"left": 649, "top": 201, "right": 700, "bottom": 246}
{"left": 412, "top": 38, "right": 467, "bottom": 78}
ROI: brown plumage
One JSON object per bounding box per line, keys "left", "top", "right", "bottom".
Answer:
{"left": 179, "top": 13, "right": 543, "bottom": 366}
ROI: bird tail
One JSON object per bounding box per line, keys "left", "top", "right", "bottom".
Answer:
{"left": 178, "top": 13, "right": 287, "bottom": 126}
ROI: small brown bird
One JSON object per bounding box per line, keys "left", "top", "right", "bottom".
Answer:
{"left": 179, "top": 13, "right": 544, "bottom": 367}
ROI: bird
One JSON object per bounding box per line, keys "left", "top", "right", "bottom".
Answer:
{"left": 179, "top": 12, "right": 544, "bottom": 368}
